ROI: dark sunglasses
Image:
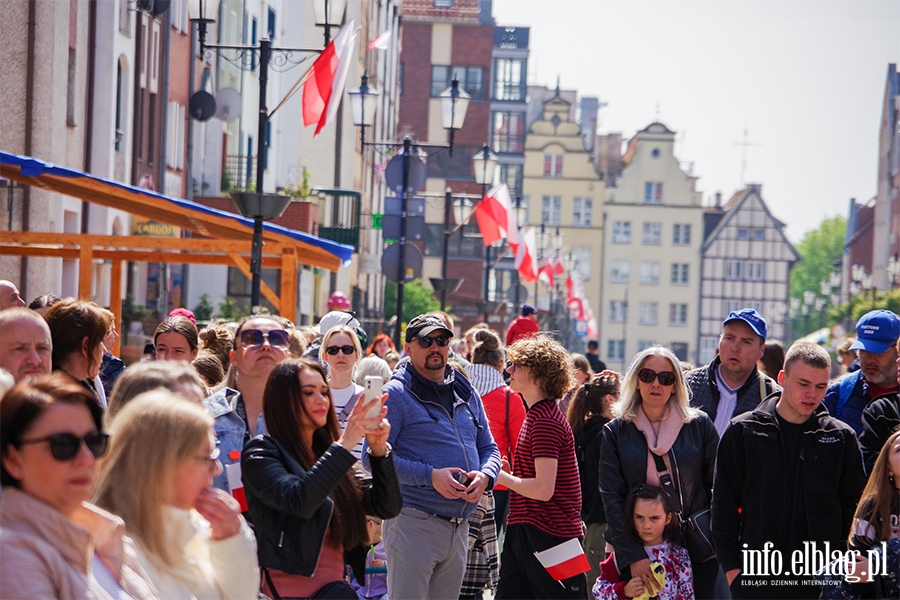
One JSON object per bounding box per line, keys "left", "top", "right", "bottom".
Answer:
{"left": 638, "top": 368, "right": 677, "bottom": 386}
{"left": 325, "top": 345, "right": 357, "bottom": 356}
{"left": 415, "top": 335, "right": 450, "bottom": 348}
{"left": 240, "top": 329, "right": 291, "bottom": 349}
{"left": 17, "top": 432, "right": 110, "bottom": 461}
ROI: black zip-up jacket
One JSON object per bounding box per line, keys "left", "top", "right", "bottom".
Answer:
{"left": 860, "top": 392, "right": 900, "bottom": 473}
{"left": 241, "top": 436, "right": 402, "bottom": 581}
{"left": 711, "top": 395, "right": 866, "bottom": 573}
{"left": 685, "top": 356, "right": 778, "bottom": 424}
{"left": 573, "top": 415, "right": 609, "bottom": 524}
{"left": 599, "top": 412, "right": 718, "bottom": 569}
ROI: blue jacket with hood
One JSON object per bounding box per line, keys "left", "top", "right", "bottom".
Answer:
{"left": 363, "top": 361, "right": 501, "bottom": 520}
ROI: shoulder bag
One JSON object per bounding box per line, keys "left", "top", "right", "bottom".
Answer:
{"left": 651, "top": 452, "right": 716, "bottom": 563}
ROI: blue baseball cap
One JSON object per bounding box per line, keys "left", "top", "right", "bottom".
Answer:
{"left": 521, "top": 304, "right": 537, "bottom": 317}
{"left": 723, "top": 308, "right": 767, "bottom": 340}
{"left": 849, "top": 310, "right": 900, "bottom": 354}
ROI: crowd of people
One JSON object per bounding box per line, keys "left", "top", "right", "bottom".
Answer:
{"left": 0, "top": 277, "right": 899, "bottom": 600}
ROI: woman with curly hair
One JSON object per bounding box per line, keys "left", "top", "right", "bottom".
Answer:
{"left": 495, "top": 335, "right": 586, "bottom": 599}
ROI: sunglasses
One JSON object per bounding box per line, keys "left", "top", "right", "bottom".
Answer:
{"left": 240, "top": 329, "right": 291, "bottom": 349}
{"left": 17, "top": 432, "right": 110, "bottom": 461}
{"left": 415, "top": 335, "right": 450, "bottom": 349}
{"left": 325, "top": 345, "right": 357, "bottom": 356}
{"left": 638, "top": 368, "right": 677, "bottom": 386}
{"left": 505, "top": 360, "right": 517, "bottom": 372}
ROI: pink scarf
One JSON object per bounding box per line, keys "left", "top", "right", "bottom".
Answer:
{"left": 635, "top": 401, "right": 684, "bottom": 486}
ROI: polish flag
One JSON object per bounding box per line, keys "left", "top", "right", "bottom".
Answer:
{"left": 515, "top": 227, "right": 538, "bottom": 283}
{"left": 302, "top": 20, "right": 358, "bottom": 136}
{"left": 538, "top": 255, "right": 565, "bottom": 288}
{"left": 474, "top": 183, "right": 519, "bottom": 248}
{"left": 367, "top": 30, "right": 391, "bottom": 50}
{"left": 225, "top": 462, "right": 248, "bottom": 513}
{"left": 533, "top": 538, "right": 591, "bottom": 581}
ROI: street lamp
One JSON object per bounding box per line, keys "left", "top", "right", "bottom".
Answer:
{"left": 189, "top": 0, "right": 331, "bottom": 313}
{"left": 510, "top": 195, "right": 528, "bottom": 316}
{"left": 430, "top": 188, "right": 464, "bottom": 311}
{"left": 349, "top": 75, "right": 470, "bottom": 348}
{"left": 312, "top": 0, "right": 347, "bottom": 44}
{"left": 473, "top": 144, "right": 498, "bottom": 322}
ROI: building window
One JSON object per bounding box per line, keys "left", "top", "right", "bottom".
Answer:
{"left": 573, "top": 197, "right": 592, "bottom": 227}
{"left": 725, "top": 261, "right": 743, "bottom": 280}
{"left": 500, "top": 164, "right": 523, "bottom": 198}
{"left": 543, "top": 154, "right": 563, "bottom": 178}
{"left": 610, "top": 261, "right": 630, "bottom": 283}
{"left": 147, "top": 93, "right": 157, "bottom": 165}
{"left": 493, "top": 57, "right": 526, "bottom": 101}
{"left": 491, "top": 111, "right": 525, "bottom": 153}
{"left": 673, "top": 223, "right": 691, "bottom": 245}
{"left": 737, "top": 228, "right": 750, "bottom": 239}
{"left": 722, "top": 300, "right": 743, "bottom": 318}
{"left": 640, "top": 262, "right": 660, "bottom": 285}
{"left": 638, "top": 302, "right": 658, "bottom": 325}
{"left": 267, "top": 7, "right": 276, "bottom": 40}
{"left": 669, "top": 303, "right": 688, "bottom": 326}
{"left": 166, "top": 101, "right": 185, "bottom": 170}
{"left": 752, "top": 229, "right": 765, "bottom": 240}
{"left": 637, "top": 340, "right": 657, "bottom": 351}
{"left": 66, "top": 49, "right": 77, "bottom": 125}
{"left": 745, "top": 261, "right": 764, "bottom": 281}
{"left": 570, "top": 245, "right": 592, "bottom": 280}
{"left": 227, "top": 267, "right": 281, "bottom": 312}
{"left": 431, "top": 65, "right": 484, "bottom": 99}
{"left": 644, "top": 182, "right": 663, "bottom": 204}
{"left": 612, "top": 221, "right": 631, "bottom": 244}
{"left": 671, "top": 263, "right": 689, "bottom": 285}
{"left": 541, "top": 196, "right": 561, "bottom": 226}
{"left": 609, "top": 301, "right": 627, "bottom": 323}
{"left": 607, "top": 340, "right": 625, "bottom": 362}
{"left": 642, "top": 222, "right": 661, "bottom": 245}
{"left": 434, "top": 0, "right": 453, "bottom": 6}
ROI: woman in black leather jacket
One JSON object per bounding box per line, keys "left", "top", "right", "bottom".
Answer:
{"left": 241, "top": 358, "right": 402, "bottom": 599}
{"left": 599, "top": 346, "right": 719, "bottom": 599}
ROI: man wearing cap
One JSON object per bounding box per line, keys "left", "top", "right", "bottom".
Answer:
{"left": 363, "top": 313, "right": 501, "bottom": 600}
{"left": 823, "top": 309, "right": 900, "bottom": 437}
{"left": 686, "top": 308, "right": 780, "bottom": 436}
{"left": 506, "top": 304, "right": 540, "bottom": 346}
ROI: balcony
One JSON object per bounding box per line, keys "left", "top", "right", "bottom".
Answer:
{"left": 315, "top": 189, "right": 361, "bottom": 253}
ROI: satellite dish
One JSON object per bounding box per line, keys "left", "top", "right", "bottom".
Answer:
{"left": 215, "top": 88, "right": 242, "bottom": 123}
{"left": 150, "top": 0, "right": 170, "bottom": 16}
{"left": 189, "top": 91, "right": 216, "bottom": 122}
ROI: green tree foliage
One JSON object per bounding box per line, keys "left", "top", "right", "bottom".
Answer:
{"left": 193, "top": 293, "right": 214, "bottom": 322}
{"left": 789, "top": 216, "right": 846, "bottom": 338}
{"left": 383, "top": 279, "right": 440, "bottom": 322}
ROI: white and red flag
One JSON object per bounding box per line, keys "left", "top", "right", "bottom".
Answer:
{"left": 367, "top": 30, "right": 392, "bottom": 50}
{"left": 302, "top": 19, "right": 358, "bottom": 136}
{"left": 533, "top": 537, "right": 591, "bottom": 581}
{"left": 515, "top": 227, "right": 538, "bottom": 283}
{"left": 474, "top": 183, "right": 519, "bottom": 247}
{"left": 225, "top": 462, "right": 248, "bottom": 513}
{"left": 538, "top": 255, "right": 565, "bottom": 288}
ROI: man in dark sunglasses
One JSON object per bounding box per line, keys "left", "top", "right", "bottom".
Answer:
{"left": 362, "top": 313, "right": 500, "bottom": 600}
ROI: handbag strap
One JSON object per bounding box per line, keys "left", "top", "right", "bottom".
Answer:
{"left": 505, "top": 388, "right": 512, "bottom": 457}
{"left": 651, "top": 451, "right": 684, "bottom": 516}
{"left": 263, "top": 567, "right": 282, "bottom": 600}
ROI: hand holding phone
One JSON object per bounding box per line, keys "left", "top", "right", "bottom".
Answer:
{"left": 454, "top": 471, "right": 474, "bottom": 487}
{"left": 363, "top": 376, "right": 384, "bottom": 429}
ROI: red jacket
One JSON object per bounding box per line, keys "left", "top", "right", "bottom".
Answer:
{"left": 505, "top": 316, "right": 539, "bottom": 346}
{"left": 480, "top": 385, "right": 526, "bottom": 492}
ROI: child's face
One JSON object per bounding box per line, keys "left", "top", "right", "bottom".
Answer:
{"left": 366, "top": 517, "right": 383, "bottom": 544}
{"left": 633, "top": 498, "right": 671, "bottom": 546}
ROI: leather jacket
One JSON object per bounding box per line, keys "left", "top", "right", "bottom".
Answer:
{"left": 599, "top": 412, "right": 719, "bottom": 569}
{"left": 241, "top": 435, "right": 402, "bottom": 581}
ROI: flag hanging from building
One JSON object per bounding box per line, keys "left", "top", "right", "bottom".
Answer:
{"left": 302, "top": 19, "right": 358, "bottom": 136}
{"left": 367, "top": 30, "right": 392, "bottom": 50}
{"left": 474, "top": 183, "right": 519, "bottom": 247}
{"left": 516, "top": 227, "right": 538, "bottom": 283}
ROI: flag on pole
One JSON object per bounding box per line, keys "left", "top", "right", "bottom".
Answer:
{"left": 515, "top": 227, "right": 538, "bottom": 283}
{"left": 302, "top": 19, "right": 358, "bottom": 136}
{"left": 538, "top": 255, "right": 565, "bottom": 288}
{"left": 533, "top": 537, "right": 591, "bottom": 581}
{"left": 367, "top": 29, "right": 392, "bottom": 50}
{"left": 474, "top": 183, "right": 518, "bottom": 247}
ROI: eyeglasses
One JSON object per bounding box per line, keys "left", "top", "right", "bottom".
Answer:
{"left": 17, "top": 432, "right": 110, "bottom": 461}
{"left": 240, "top": 329, "right": 291, "bottom": 349}
{"left": 367, "top": 517, "right": 383, "bottom": 526}
{"left": 194, "top": 446, "right": 222, "bottom": 470}
{"left": 637, "top": 368, "right": 677, "bottom": 386}
{"left": 505, "top": 360, "right": 517, "bottom": 372}
{"left": 415, "top": 335, "right": 450, "bottom": 349}
{"left": 325, "top": 345, "right": 357, "bottom": 356}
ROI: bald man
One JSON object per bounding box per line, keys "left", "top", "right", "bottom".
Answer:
{"left": 0, "top": 308, "right": 52, "bottom": 382}
{"left": 0, "top": 280, "right": 26, "bottom": 310}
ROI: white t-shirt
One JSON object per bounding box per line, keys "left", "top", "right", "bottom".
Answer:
{"left": 713, "top": 366, "right": 740, "bottom": 436}
{"left": 330, "top": 383, "right": 365, "bottom": 459}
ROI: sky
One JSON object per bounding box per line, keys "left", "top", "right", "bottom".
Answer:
{"left": 492, "top": 0, "right": 900, "bottom": 243}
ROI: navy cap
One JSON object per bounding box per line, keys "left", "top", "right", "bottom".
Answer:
{"left": 723, "top": 308, "right": 767, "bottom": 340}
{"left": 521, "top": 304, "right": 537, "bottom": 317}
{"left": 849, "top": 310, "right": 900, "bottom": 354}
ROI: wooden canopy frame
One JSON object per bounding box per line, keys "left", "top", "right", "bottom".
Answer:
{"left": 0, "top": 152, "right": 354, "bottom": 351}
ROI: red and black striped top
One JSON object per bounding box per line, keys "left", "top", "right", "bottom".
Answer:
{"left": 507, "top": 399, "right": 583, "bottom": 539}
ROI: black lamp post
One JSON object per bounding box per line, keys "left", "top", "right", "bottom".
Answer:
{"left": 189, "top": 0, "right": 335, "bottom": 313}
{"left": 473, "top": 143, "right": 498, "bottom": 322}
{"left": 350, "top": 75, "right": 470, "bottom": 347}
{"left": 511, "top": 195, "right": 527, "bottom": 316}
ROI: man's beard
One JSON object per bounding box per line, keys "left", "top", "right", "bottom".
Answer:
{"left": 425, "top": 353, "right": 446, "bottom": 371}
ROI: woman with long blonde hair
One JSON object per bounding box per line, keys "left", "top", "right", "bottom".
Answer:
{"left": 320, "top": 324, "right": 365, "bottom": 458}
{"left": 94, "top": 393, "right": 258, "bottom": 599}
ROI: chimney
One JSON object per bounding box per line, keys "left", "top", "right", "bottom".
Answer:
{"left": 715, "top": 192, "right": 722, "bottom": 208}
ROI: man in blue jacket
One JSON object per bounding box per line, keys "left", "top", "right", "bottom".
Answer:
{"left": 363, "top": 313, "right": 500, "bottom": 600}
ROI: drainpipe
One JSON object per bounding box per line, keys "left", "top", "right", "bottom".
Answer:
{"left": 20, "top": 0, "right": 37, "bottom": 295}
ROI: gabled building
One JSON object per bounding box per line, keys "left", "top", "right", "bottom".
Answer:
{"left": 599, "top": 122, "right": 704, "bottom": 369}
{"left": 522, "top": 88, "right": 605, "bottom": 340}
{"left": 698, "top": 185, "right": 800, "bottom": 364}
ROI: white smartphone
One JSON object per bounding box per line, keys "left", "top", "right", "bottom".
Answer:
{"left": 363, "top": 376, "right": 384, "bottom": 428}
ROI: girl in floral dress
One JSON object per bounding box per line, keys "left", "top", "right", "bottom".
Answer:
{"left": 593, "top": 485, "right": 693, "bottom": 600}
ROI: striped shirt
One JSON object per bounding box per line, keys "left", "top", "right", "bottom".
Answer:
{"left": 508, "top": 399, "right": 583, "bottom": 539}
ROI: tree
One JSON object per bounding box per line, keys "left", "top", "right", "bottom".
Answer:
{"left": 383, "top": 279, "right": 441, "bottom": 322}
{"left": 789, "top": 216, "right": 846, "bottom": 338}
